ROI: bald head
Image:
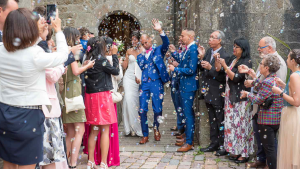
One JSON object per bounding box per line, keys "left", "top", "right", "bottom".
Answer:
{"left": 140, "top": 34, "right": 152, "bottom": 50}
{"left": 0, "top": 0, "right": 19, "bottom": 30}
{"left": 181, "top": 28, "right": 195, "bottom": 46}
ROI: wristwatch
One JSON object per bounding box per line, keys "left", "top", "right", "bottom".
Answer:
{"left": 280, "top": 92, "right": 284, "bottom": 97}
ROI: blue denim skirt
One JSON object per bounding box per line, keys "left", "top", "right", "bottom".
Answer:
{"left": 0, "top": 102, "right": 45, "bottom": 165}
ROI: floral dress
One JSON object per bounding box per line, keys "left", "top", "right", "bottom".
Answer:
{"left": 223, "top": 60, "right": 254, "bottom": 157}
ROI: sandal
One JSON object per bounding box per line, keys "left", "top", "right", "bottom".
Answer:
{"left": 87, "top": 161, "right": 98, "bottom": 169}
{"left": 99, "top": 162, "right": 108, "bottom": 169}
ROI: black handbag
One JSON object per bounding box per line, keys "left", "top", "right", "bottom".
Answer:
{"left": 261, "top": 97, "right": 273, "bottom": 110}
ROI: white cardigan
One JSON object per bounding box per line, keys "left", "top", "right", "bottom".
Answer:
{"left": 0, "top": 31, "right": 69, "bottom": 106}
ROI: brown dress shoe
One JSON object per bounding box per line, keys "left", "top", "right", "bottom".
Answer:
{"left": 176, "top": 138, "right": 185, "bottom": 143}
{"left": 139, "top": 137, "right": 149, "bottom": 144}
{"left": 176, "top": 133, "right": 186, "bottom": 139}
{"left": 177, "top": 143, "right": 194, "bottom": 152}
{"left": 154, "top": 129, "right": 161, "bottom": 141}
{"left": 175, "top": 141, "right": 184, "bottom": 146}
{"left": 246, "top": 161, "right": 266, "bottom": 168}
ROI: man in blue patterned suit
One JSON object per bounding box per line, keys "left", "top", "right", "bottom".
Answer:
{"left": 136, "top": 19, "right": 170, "bottom": 144}
{"left": 169, "top": 28, "right": 199, "bottom": 152}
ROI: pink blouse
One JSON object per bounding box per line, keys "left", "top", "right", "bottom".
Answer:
{"left": 42, "top": 65, "right": 65, "bottom": 118}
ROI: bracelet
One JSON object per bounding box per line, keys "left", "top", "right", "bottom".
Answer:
{"left": 224, "top": 67, "right": 228, "bottom": 73}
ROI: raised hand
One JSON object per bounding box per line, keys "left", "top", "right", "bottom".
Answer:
{"left": 275, "top": 77, "right": 286, "bottom": 88}
{"left": 238, "top": 64, "right": 249, "bottom": 74}
{"left": 111, "top": 45, "right": 118, "bottom": 55}
{"left": 152, "top": 18, "right": 163, "bottom": 34}
{"left": 70, "top": 44, "right": 83, "bottom": 55}
{"left": 50, "top": 9, "right": 62, "bottom": 33}
{"left": 197, "top": 44, "right": 205, "bottom": 58}
{"left": 169, "top": 44, "right": 176, "bottom": 53}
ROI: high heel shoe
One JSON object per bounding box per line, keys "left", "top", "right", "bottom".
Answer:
{"left": 99, "top": 162, "right": 108, "bottom": 169}
{"left": 69, "top": 166, "right": 76, "bottom": 169}
{"left": 87, "top": 161, "right": 97, "bottom": 169}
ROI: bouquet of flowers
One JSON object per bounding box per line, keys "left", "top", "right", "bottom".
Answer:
{"left": 113, "top": 39, "right": 124, "bottom": 52}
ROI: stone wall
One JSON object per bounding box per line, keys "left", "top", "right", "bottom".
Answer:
{"left": 175, "top": 0, "right": 300, "bottom": 147}
{"left": 28, "top": 0, "right": 175, "bottom": 44}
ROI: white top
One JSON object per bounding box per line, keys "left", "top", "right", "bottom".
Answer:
{"left": 0, "top": 31, "right": 69, "bottom": 106}
{"left": 106, "top": 55, "right": 123, "bottom": 92}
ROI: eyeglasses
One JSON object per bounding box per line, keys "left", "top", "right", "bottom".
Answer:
{"left": 209, "top": 37, "right": 219, "bottom": 40}
{"left": 258, "top": 45, "right": 269, "bottom": 49}
{"left": 233, "top": 46, "right": 240, "bottom": 49}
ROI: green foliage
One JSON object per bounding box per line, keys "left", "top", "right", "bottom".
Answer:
{"left": 214, "top": 158, "right": 221, "bottom": 163}
{"left": 196, "top": 146, "right": 204, "bottom": 155}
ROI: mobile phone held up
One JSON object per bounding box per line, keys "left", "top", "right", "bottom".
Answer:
{"left": 46, "top": 4, "right": 56, "bottom": 24}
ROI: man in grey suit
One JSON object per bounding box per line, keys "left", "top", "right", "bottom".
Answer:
{"left": 241, "top": 36, "right": 287, "bottom": 168}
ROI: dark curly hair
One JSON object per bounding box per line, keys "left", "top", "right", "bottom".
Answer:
{"left": 290, "top": 49, "right": 300, "bottom": 65}
{"left": 86, "top": 36, "right": 106, "bottom": 61}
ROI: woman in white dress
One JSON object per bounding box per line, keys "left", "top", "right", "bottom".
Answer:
{"left": 122, "top": 31, "right": 144, "bottom": 137}
{"left": 272, "top": 49, "right": 300, "bottom": 169}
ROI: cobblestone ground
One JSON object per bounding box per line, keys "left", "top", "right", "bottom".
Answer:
{"left": 76, "top": 151, "right": 259, "bottom": 169}
{"left": 0, "top": 91, "right": 257, "bottom": 169}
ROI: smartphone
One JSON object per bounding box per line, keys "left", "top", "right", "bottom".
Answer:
{"left": 46, "top": 4, "right": 57, "bottom": 24}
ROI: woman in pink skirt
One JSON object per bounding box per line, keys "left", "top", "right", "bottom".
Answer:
{"left": 84, "top": 36, "right": 120, "bottom": 169}
{"left": 83, "top": 36, "right": 121, "bottom": 167}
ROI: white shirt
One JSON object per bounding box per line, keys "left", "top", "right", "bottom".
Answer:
{"left": 0, "top": 31, "right": 69, "bottom": 106}
{"left": 210, "top": 47, "right": 222, "bottom": 62}
{"left": 145, "top": 31, "right": 166, "bottom": 59}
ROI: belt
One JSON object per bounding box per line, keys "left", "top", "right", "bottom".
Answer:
{"left": 2, "top": 102, "right": 42, "bottom": 110}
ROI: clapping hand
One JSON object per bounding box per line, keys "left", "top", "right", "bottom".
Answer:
{"left": 244, "top": 80, "right": 254, "bottom": 88}
{"left": 213, "top": 53, "right": 220, "bottom": 60}
{"left": 274, "top": 77, "right": 286, "bottom": 88}
{"left": 216, "top": 57, "right": 226, "bottom": 66}
{"left": 197, "top": 44, "right": 205, "bottom": 60}
{"left": 238, "top": 64, "right": 250, "bottom": 74}
{"left": 169, "top": 44, "right": 176, "bottom": 53}
{"left": 152, "top": 18, "right": 163, "bottom": 34}
{"left": 201, "top": 61, "right": 212, "bottom": 70}
{"left": 168, "top": 64, "right": 175, "bottom": 71}
{"left": 272, "top": 86, "right": 283, "bottom": 95}
{"left": 240, "top": 90, "right": 249, "bottom": 99}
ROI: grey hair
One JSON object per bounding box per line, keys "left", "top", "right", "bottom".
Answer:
{"left": 263, "top": 54, "right": 281, "bottom": 73}
{"left": 263, "top": 36, "right": 276, "bottom": 50}
{"left": 215, "top": 30, "right": 225, "bottom": 46}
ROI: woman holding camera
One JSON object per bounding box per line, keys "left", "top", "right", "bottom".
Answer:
{"left": 0, "top": 8, "right": 68, "bottom": 169}
{"left": 240, "top": 54, "right": 284, "bottom": 169}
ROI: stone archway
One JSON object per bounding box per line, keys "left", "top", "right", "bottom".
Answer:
{"left": 98, "top": 10, "right": 141, "bottom": 56}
